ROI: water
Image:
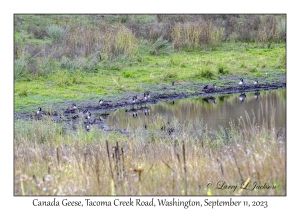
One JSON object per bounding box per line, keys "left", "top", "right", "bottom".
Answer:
{"left": 93, "top": 89, "right": 286, "bottom": 131}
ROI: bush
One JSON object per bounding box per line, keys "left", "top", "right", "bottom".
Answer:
{"left": 18, "top": 84, "right": 28, "bottom": 97}
{"left": 200, "top": 67, "right": 215, "bottom": 79}
{"left": 46, "top": 24, "right": 65, "bottom": 41}
{"left": 14, "top": 58, "right": 28, "bottom": 80}
{"left": 217, "top": 63, "right": 229, "bottom": 75}
{"left": 55, "top": 71, "right": 70, "bottom": 87}
{"left": 60, "top": 56, "right": 73, "bottom": 69}
{"left": 151, "top": 37, "right": 173, "bottom": 55}
{"left": 122, "top": 71, "right": 135, "bottom": 78}
{"left": 162, "top": 71, "right": 178, "bottom": 81}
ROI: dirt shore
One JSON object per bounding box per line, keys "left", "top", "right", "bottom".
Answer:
{"left": 14, "top": 75, "right": 286, "bottom": 121}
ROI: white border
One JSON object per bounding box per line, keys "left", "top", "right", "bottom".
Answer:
{"left": 3, "top": 1, "right": 297, "bottom": 209}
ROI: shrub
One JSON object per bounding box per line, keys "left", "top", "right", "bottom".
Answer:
{"left": 217, "top": 63, "right": 229, "bottom": 75}
{"left": 162, "top": 71, "right": 178, "bottom": 81}
{"left": 200, "top": 67, "right": 215, "bottom": 79}
{"left": 102, "top": 25, "right": 139, "bottom": 59}
{"left": 46, "top": 24, "right": 65, "bottom": 41}
{"left": 55, "top": 71, "right": 70, "bottom": 87}
{"left": 122, "top": 71, "right": 135, "bottom": 78}
{"left": 60, "top": 56, "right": 73, "bottom": 69}
{"left": 70, "top": 70, "right": 84, "bottom": 84}
{"left": 151, "top": 37, "right": 173, "bottom": 55}
{"left": 18, "top": 85, "right": 28, "bottom": 97}
{"left": 14, "top": 58, "right": 28, "bottom": 80}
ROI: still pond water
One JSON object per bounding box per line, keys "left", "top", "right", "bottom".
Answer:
{"left": 93, "top": 89, "right": 286, "bottom": 131}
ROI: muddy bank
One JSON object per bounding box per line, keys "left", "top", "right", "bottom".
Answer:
{"left": 14, "top": 79, "right": 286, "bottom": 122}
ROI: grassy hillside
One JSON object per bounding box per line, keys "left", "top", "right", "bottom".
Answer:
{"left": 14, "top": 14, "right": 286, "bottom": 111}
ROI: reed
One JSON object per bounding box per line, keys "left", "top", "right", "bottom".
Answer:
{"left": 14, "top": 104, "right": 285, "bottom": 195}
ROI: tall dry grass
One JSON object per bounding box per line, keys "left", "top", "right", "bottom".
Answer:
{"left": 14, "top": 105, "right": 285, "bottom": 196}
{"left": 171, "top": 21, "right": 225, "bottom": 50}
{"left": 14, "top": 15, "right": 286, "bottom": 79}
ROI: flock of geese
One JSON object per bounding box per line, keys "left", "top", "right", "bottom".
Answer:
{"left": 202, "top": 78, "right": 260, "bottom": 104}
{"left": 35, "top": 78, "right": 261, "bottom": 131}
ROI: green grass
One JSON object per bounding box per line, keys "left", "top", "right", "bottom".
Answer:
{"left": 14, "top": 42, "right": 286, "bottom": 112}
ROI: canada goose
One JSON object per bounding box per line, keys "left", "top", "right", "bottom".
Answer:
{"left": 239, "top": 78, "right": 244, "bottom": 86}
{"left": 202, "top": 83, "right": 217, "bottom": 92}
{"left": 238, "top": 93, "right": 246, "bottom": 103}
{"left": 163, "top": 81, "right": 175, "bottom": 89}
{"left": 85, "top": 122, "right": 91, "bottom": 132}
{"left": 99, "top": 99, "right": 111, "bottom": 106}
{"left": 136, "top": 93, "right": 148, "bottom": 105}
{"left": 35, "top": 107, "right": 47, "bottom": 120}
{"left": 36, "top": 107, "right": 47, "bottom": 115}
{"left": 254, "top": 91, "right": 260, "bottom": 100}
{"left": 254, "top": 79, "right": 258, "bottom": 86}
{"left": 125, "top": 108, "right": 138, "bottom": 118}
{"left": 126, "top": 96, "right": 137, "bottom": 109}
{"left": 66, "top": 103, "right": 77, "bottom": 113}
{"left": 203, "top": 96, "right": 217, "bottom": 104}
{"left": 145, "top": 91, "right": 151, "bottom": 99}
{"left": 79, "top": 109, "right": 89, "bottom": 119}
{"left": 87, "top": 112, "right": 97, "bottom": 124}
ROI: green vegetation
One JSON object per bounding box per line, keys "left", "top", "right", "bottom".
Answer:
{"left": 14, "top": 15, "right": 286, "bottom": 196}
{"left": 14, "top": 15, "right": 286, "bottom": 112}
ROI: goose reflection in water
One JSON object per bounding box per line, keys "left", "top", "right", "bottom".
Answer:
{"left": 203, "top": 96, "right": 217, "bottom": 104}
{"left": 238, "top": 93, "right": 247, "bottom": 103}
{"left": 137, "top": 106, "right": 151, "bottom": 116}
{"left": 254, "top": 91, "right": 260, "bottom": 100}
{"left": 125, "top": 108, "right": 138, "bottom": 118}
